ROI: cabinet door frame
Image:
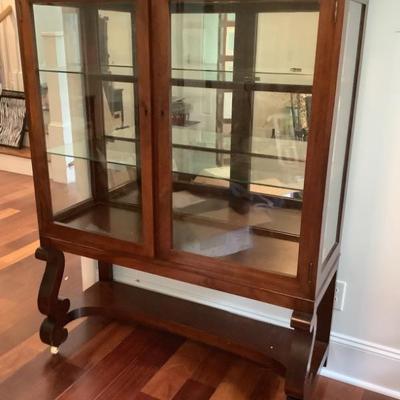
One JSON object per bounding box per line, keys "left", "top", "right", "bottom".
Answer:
{"left": 151, "top": 0, "right": 347, "bottom": 303}
{"left": 17, "top": 0, "right": 155, "bottom": 258}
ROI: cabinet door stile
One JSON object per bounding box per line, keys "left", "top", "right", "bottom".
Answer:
{"left": 149, "top": 0, "right": 174, "bottom": 257}
{"left": 135, "top": 0, "right": 156, "bottom": 256}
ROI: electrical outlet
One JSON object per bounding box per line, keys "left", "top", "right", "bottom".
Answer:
{"left": 334, "top": 281, "right": 347, "bottom": 311}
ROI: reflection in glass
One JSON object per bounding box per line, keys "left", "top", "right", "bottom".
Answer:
{"left": 34, "top": 4, "right": 142, "bottom": 243}
{"left": 103, "top": 82, "right": 137, "bottom": 139}
{"left": 98, "top": 9, "right": 134, "bottom": 75}
{"left": 34, "top": 5, "right": 82, "bottom": 72}
{"left": 170, "top": 1, "right": 319, "bottom": 276}
{"left": 49, "top": 156, "right": 141, "bottom": 242}
{"left": 255, "top": 12, "right": 319, "bottom": 79}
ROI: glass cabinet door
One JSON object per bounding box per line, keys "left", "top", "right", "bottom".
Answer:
{"left": 169, "top": 0, "right": 320, "bottom": 277}
{"left": 32, "top": 2, "right": 150, "bottom": 246}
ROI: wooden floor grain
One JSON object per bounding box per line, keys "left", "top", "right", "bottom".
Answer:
{"left": 0, "top": 170, "right": 394, "bottom": 400}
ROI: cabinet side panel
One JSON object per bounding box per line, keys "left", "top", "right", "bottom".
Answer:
{"left": 320, "top": 1, "right": 364, "bottom": 266}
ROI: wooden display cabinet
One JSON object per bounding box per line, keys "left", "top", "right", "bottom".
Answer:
{"left": 16, "top": 0, "right": 367, "bottom": 398}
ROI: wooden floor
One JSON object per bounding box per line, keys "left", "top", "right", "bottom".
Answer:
{"left": 0, "top": 170, "right": 394, "bottom": 400}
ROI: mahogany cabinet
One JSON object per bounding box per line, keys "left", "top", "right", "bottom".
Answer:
{"left": 16, "top": 0, "right": 367, "bottom": 398}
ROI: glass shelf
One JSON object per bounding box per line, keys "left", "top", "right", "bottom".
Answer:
{"left": 106, "top": 129, "right": 138, "bottom": 140}
{"left": 172, "top": 68, "right": 313, "bottom": 91}
{"left": 47, "top": 137, "right": 303, "bottom": 193}
{"left": 173, "top": 163, "right": 304, "bottom": 192}
{"left": 172, "top": 127, "right": 308, "bottom": 162}
{"left": 102, "top": 65, "right": 135, "bottom": 77}
{"left": 173, "top": 192, "right": 301, "bottom": 236}
{"left": 47, "top": 133, "right": 305, "bottom": 196}
{"left": 39, "top": 67, "right": 311, "bottom": 87}
{"left": 38, "top": 63, "right": 83, "bottom": 74}
{"left": 38, "top": 65, "right": 136, "bottom": 79}
{"left": 47, "top": 137, "right": 138, "bottom": 167}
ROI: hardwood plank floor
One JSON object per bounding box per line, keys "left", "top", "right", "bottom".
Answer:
{"left": 0, "top": 170, "right": 394, "bottom": 400}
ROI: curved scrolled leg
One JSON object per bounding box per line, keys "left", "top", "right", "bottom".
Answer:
{"left": 284, "top": 311, "right": 315, "bottom": 400}
{"left": 36, "top": 247, "right": 70, "bottom": 350}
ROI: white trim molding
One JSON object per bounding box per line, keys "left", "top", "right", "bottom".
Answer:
{"left": 322, "top": 332, "right": 400, "bottom": 399}
{"left": 330, "top": 333, "right": 400, "bottom": 361}
{"left": 322, "top": 370, "right": 400, "bottom": 400}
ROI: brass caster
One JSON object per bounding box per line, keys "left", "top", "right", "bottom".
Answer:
{"left": 50, "top": 346, "right": 59, "bottom": 355}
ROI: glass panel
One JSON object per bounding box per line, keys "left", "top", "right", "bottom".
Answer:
{"left": 34, "top": 5, "right": 135, "bottom": 76}
{"left": 171, "top": 7, "right": 318, "bottom": 86}
{"left": 49, "top": 156, "right": 92, "bottom": 214}
{"left": 321, "top": 1, "right": 363, "bottom": 262}
{"left": 102, "top": 81, "right": 137, "bottom": 139}
{"left": 49, "top": 156, "right": 141, "bottom": 242}
{"left": 98, "top": 9, "right": 134, "bottom": 75}
{"left": 34, "top": 6, "right": 82, "bottom": 72}
{"left": 255, "top": 12, "right": 319, "bottom": 85}
{"left": 34, "top": 3, "right": 142, "bottom": 243}
{"left": 170, "top": 0, "right": 319, "bottom": 276}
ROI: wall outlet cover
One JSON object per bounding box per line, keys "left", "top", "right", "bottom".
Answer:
{"left": 334, "top": 280, "right": 347, "bottom": 311}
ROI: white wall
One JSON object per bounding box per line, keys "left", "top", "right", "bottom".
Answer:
{"left": 333, "top": 0, "right": 400, "bottom": 352}
{"left": 321, "top": 0, "right": 400, "bottom": 396}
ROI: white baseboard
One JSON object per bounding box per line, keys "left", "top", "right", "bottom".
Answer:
{"left": 83, "top": 264, "right": 400, "bottom": 399}
{"left": 0, "top": 154, "right": 32, "bottom": 175}
{"left": 321, "top": 369, "right": 400, "bottom": 399}
{"left": 323, "top": 333, "right": 400, "bottom": 399}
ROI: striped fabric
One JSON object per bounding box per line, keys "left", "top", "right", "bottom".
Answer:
{"left": 0, "top": 90, "right": 26, "bottom": 148}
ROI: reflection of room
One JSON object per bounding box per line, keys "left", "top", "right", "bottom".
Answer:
{"left": 170, "top": 6, "right": 319, "bottom": 275}
{"left": 170, "top": 11, "right": 317, "bottom": 200}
